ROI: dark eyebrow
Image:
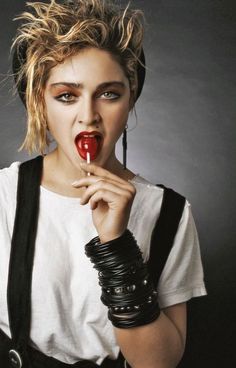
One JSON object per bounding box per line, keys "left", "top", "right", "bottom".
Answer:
{"left": 50, "top": 81, "right": 126, "bottom": 89}
{"left": 96, "top": 81, "right": 126, "bottom": 90}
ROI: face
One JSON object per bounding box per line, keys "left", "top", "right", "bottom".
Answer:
{"left": 44, "top": 47, "right": 132, "bottom": 171}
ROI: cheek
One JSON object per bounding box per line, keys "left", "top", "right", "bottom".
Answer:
{"left": 45, "top": 100, "right": 74, "bottom": 137}
{"left": 105, "top": 103, "right": 129, "bottom": 132}
{"left": 46, "top": 100, "right": 65, "bottom": 121}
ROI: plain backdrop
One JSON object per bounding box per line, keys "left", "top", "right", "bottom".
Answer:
{"left": 0, "top": 1, "right": 236, "bottom": 367}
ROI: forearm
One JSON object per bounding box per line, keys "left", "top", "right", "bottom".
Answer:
{"left": 115, "top": 311, "right": 185, "bottom": 368}
{"left": 85, "top": 230, "right": 185, "bottom": 367}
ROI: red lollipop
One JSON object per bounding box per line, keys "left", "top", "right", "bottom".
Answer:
{"left": 75, "top": 131, "right": 103, "bottom": 161}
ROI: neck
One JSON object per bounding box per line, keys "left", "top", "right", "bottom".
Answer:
{"left": 46, "top": 149, "right": 86, "bottom": 182}
{"left": 101, "top": 148, "right": 136, "bottom": 181}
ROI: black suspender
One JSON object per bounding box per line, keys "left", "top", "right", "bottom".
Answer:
{"left": 6, "top": 156, "right": 185, "bottom": 367}
{"left": 148, "top": 184, "right": 186, "bottom": 288}
{"left": 7, "top": 156, "right": 43, "bottom": 366}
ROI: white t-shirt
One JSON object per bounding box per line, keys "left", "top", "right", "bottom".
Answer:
{"left": 0, "top": 161, "right": 207, "bottom": 365}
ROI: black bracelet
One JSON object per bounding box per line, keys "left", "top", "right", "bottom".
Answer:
{"left": 85, "top": 229, "right": 161, "bottom": 328}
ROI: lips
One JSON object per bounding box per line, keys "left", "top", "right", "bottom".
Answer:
{"left": 75, "top": 131, "right": 103, "bottom": 161}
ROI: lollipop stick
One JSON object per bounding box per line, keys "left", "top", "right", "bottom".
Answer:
{"left": 86, "top": 152, "right": 91, "bottom": 176}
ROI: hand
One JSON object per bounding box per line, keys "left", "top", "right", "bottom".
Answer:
{"left": 72, "top": 163, "right": 136, "bottom": 243}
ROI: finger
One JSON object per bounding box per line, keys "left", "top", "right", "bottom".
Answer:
{"left": 72, "top": 176, "right": 104, "bottom": 187}
{"left": 88, "top": 189, "right": 129, "bottom": 210}
{"left": 72, "top": 176, "right": 136, "bottom": 197}
{"left": 80, "top": 163, "right": 128, "bottom": 185}
{"left": 72, "top": 175, "right": 133, "bottom": 190}
{"left": 80, "top": 180, "right": 131, "bottom": 205}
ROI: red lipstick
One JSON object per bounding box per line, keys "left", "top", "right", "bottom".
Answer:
{"left": 75, "top": 131, "right": 103, "bottom": 161}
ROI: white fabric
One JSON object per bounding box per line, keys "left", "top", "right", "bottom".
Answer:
{"left": 0, "top": 161, "right": 207, "bottom": 365}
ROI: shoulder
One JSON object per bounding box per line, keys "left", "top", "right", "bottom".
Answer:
{"left": 129, "top": 175, "right": 165, "bottom": 231}
{"left": 131, "top": 172, "right": 198, "bottom": 247}
{"left": 0, "top": 162, "right": 21, "bottom": 232}
{"left": 0, "top": 161, "right": 20, "bottom": 204}
{"left": 130, "top": 174, "right": 165, "bottom": 200}
{"left": 133, "top": 175, "right": 196, "bottom": 248}
{"left": 131, "top": 174, "right": 188, "bottom": 215}
{"left": 130, "top": 174, "right": 197, "bottom": 263}
{"left": 0, "top": 161, "right": 20, "bottom": 185}
{"left": 129, "top": 175, "right": 190, "bottom": 254}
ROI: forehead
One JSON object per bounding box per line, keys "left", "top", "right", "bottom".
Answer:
{"left": 46, "top": 47, "right": 129, "bottom": 86}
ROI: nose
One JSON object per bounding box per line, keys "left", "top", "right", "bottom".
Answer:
{"left": 77, "top": 96, "right": 101, "bottom": 126}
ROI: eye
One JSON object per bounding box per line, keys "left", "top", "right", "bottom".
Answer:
{"left": 100, "top": 91, "right": 120, "bottom": 100}
{"left": 55, "top": 92, "right": 77, "bottom": 103}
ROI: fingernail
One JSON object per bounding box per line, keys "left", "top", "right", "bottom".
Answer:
{"left": 71, "top": 181, "right": 79, "bottom": 186}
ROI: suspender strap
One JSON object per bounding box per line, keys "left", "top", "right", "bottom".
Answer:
{"left": 7, "top": 156, "right": 43, "bottom": 355}
{"left": 148, "top": 185, "right": 186, "bottom": 288}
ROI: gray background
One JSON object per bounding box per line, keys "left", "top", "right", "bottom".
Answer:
{"left": 0, "top": 1, "right": 236, "bottom": 367}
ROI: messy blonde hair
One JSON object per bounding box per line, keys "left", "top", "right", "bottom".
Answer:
{"left": 12, "top": 0, "right": 145, "bottom": 154}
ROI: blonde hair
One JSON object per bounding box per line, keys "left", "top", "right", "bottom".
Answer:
{"left": 12, "top": 0, "right": 145, "bottom": 154}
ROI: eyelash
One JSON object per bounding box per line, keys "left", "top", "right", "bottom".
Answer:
{"left": 100, "top": 91, "right": 120, "bottom": 100}
{"left": 55, "top": 93, "right": 75, "bottom": 103}
{"left": 55, "top": 91, "right": 121, "bottom": 104}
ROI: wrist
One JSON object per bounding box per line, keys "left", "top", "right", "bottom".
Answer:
{"left": 85, "top": 229, "right": 161, "bottom": 328}
{"left": 99, "top": 230, "right": 126, "bottom": 244}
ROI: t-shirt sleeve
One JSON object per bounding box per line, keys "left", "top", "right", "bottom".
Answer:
{"left": 157, "top": 200, "right": 207, "bottom": 309}
{"left": 0, "top": 162, "right": 19, "bottom": 237}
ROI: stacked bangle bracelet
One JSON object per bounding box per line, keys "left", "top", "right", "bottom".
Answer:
{"left": 85, "top": 229, "right": 161, "bottom": 328}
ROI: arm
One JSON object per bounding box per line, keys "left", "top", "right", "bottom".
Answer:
{"left": 115, "top": 302, "right": 186, "bottom": 368}
{"left": 75, "top": 163, "right": 187, "bottom": 367}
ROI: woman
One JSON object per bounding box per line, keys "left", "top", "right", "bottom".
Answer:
{"left": 0, "top": 1, "right": 207, "bottom": 367}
